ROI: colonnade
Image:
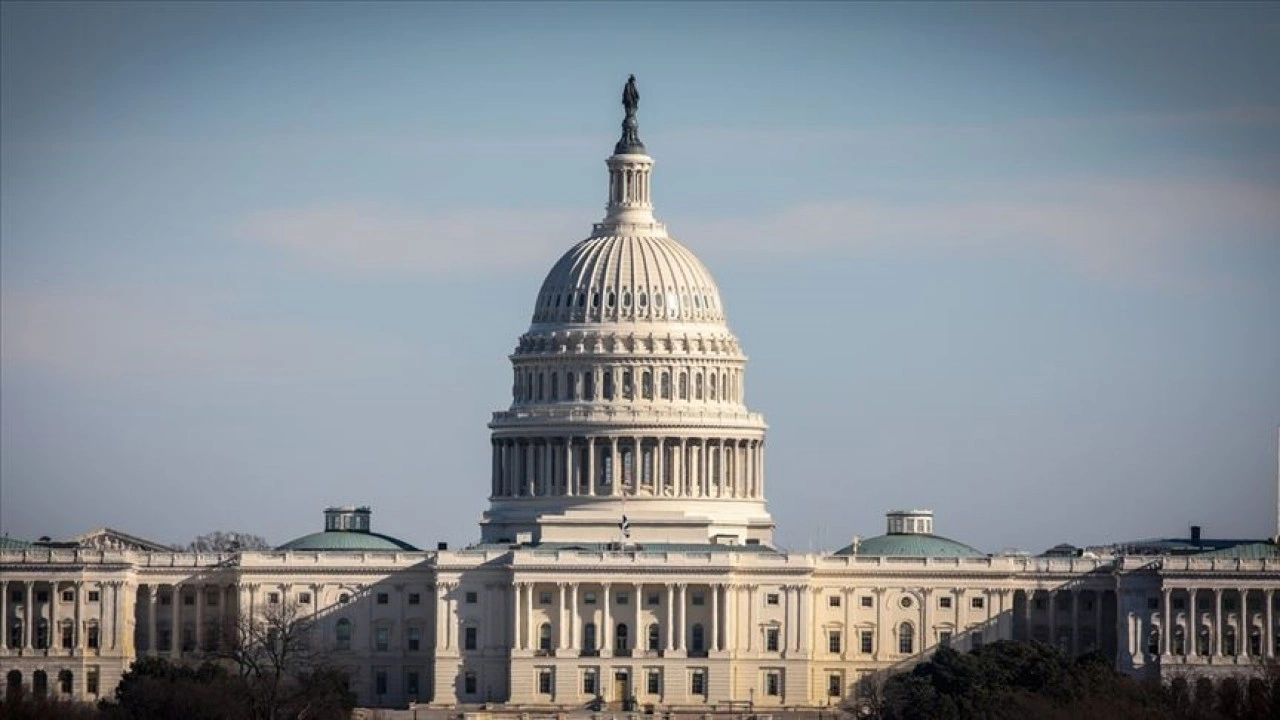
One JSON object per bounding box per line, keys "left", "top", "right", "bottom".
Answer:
{"left": 491, "top": 436, "right": 764, "bottom": 500}
{"left": 1019, "top": 587, "right": 1110, "bottom": 658}
{"left": 513, "top": 365, "right": 744, "bottom": 407}
{"left": 0, "top": 579, "right": 124, "bottom": 654}
{"left": 132, "top": 582, "right": 239, "bottom": 655}
{"left": 1153, "top": 586, "right": 1276, "bottom": 659}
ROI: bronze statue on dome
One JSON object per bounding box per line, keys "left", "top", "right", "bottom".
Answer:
{"left": 615, "top": 74, "right": 646, "bottom": 154}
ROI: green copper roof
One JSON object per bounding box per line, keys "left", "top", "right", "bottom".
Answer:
{"left": 834, "top": 533, "right": 985, "bottom": 558}
{"left": 1193, "top": 542, "right": 1280, "bottom": 559}
{"left": 276, "top": 531, "right": 418, "bottom": 552}
{"left": 0, "top": 536, "right": 35, "bottom": 550}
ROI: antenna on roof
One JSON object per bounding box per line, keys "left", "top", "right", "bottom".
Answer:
{"left": 1275, "top": 426, "right": 1279, "bottom": 543}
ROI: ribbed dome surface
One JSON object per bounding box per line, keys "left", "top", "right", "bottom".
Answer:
{"left": 833, "top": 534, "right": 985, "bottom": 558}
{"left": 276, "top": 531, "right": 418, "bottom": 552}
{"left": 531, "top": 235, "right": 726, "bottom": 325}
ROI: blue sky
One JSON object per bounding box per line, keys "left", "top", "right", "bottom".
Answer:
{"left": 2, "top": 2, "right": 1278, "bottom": 553}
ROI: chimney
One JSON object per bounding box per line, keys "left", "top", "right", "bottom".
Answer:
{"left": 1190, "top": 525, "right": 1202, "bottom": 543}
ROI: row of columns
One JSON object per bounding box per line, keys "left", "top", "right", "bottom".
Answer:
{"left": 0, "top": 579, "right": 123, "bottom": 653}
{"left": 492, "top": 436, "right": 764, "bottom": 500}
{"left": 611, "top": 165, "right": 651, "bottom": 206}
{"left": 1157, "top": 587, "right": 1276, "bottom": 659}
{"left": 137, "top": 582, "right": 238, "bottom": 655}
{"left": 1020, "top": 588, "right": 1108, "bottom": 658}
{"left": 514, "top": 365, "right": 743, "bottom": 407}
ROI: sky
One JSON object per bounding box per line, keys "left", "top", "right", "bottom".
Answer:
{"left": 2, "top": 2, "right": 1278, "bottom": 554}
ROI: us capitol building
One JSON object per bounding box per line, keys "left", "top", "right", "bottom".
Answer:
{"left": 3, "top": 78, "right": 1278, "bottom": 710}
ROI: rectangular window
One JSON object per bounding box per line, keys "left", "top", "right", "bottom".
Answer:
{"left": 182, "top": 593, "right": 194, "bottom": 606}
{"left": 765, "top": 593, "right": 780, "bottom": 606}
{"left": 617, "top": 592, "right": 629, "bottom": 605}
{"left": 408, "top": 593, "right": 421, "bottom": 605}
{"left": 408, "top": 627, "right": 421, "bottom": 651}
{"left": 376, "top": 593, "right": 389, "bottom": 605}
{"left": 647, "top": 593, "right": 661, "bottom": 606}
{"left": 828, "top": 631, "right": 842, "bottom": 654}
{"left": 298, "top": 592, "right": 312, "bottom": 605}
{"left": 375, "top": 669, "right": 387, "bottom": 696}
{"left": 1172, "top": 598, "right": 1185, "bottom": 610}
{"left": 87, "top": 667, "right": 100, "bottom": 695}
{"left": 766, "top": 627, "right": 780, "bottom": 652}
{"left": 583, "top": 669, "right": 598, "bottom": 695}
{"left": 62, "top": 590, "right": 75, "bottom": 603}
{"left": 206, "top": 591, "right": 219, "bottom": 607}
{"left": 828, "top": 595, "right": 841, "bottom": 608}
{"left": 691, "top": 669, "right": 706, "bottom": 696}
{"left": 407, "top": 671, "right": 419, "bottom": 698}
{"left": 267, "top": 592, "right": 280, "bottom": 605}
{"left": 539, "top": 591, "right": 553, "bottom": 605}
{"left": 861, "top": 596, "right": 873, "bottom": 608}
{"left": 464, "top": 627, "right": 478, "bottom": 650}
{"left": 939, "top": 596, "right": 952, "bottom": 609}
{"left": 465, "top": 591, "right": 478, "bottom": 604}
{"left": 88, "top": 625, "right": 100, "bottom": 649}
{"left": 157, "top": 593, "right": 168, "bottom": 606}
{"left": 692, "top": 592, "right": 705, "bottom": 606}
{"left": 88, "top": 590, "right": 100, "bottom": 603}
{"left": 860, "top": 631, "right": 874, "bottom": 654}
{"left": 376, "top": 627, "right": 389, "bottom": 651}
{"left": 539, "top": 668, "right": 554, "bottom": 694}
{"left": 584, "top": 592, "right": 597, "bottom": 605}
{"left": 940, "top": 631, "right": 953, "bottom": 647}
{"left": 971, "top": 596, "right": 984, "bottom": 609}
{"left": 828, "top": 673, "right": 843, "bottom": 697}
{"left": 647, "top": 669, "right": 661, "bottom": 694}
{"left": 11, "top": 590, "right": 22, "bottom": 603}
{"left": 765, "top": 671, "right": 781, "bottom": 696}
{"left": 464, "top": 672, "right": 477, "bottom": 695}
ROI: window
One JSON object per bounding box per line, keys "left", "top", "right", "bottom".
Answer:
{"left": 583, "top": 669, "right": 597, "bottom": 695}
{"left": 539, "top": 623, "right": 553, "bottom": 651}
{"left": 11, "top": 590, "right": 23, "bottom": 603}
{"left": 617, "top": 592, "right": 629, "bottom": 605}
{"left": 266, "top": 592, "right": 280, "bottom": 605}
{"left": 647, "top": 668, "right": 662, "bottom": 695}
{"left": 766, "top": 593, "right": 780, "bottom": 606}
{"left": 679, "top": 373, "right": 688, "bottom": 400}
{"left": 584, "top": 592, "right": 597, "bottom": 605}
{"left": 61, "top": 590, "right": 75, "bottom": 603}
{"left": 939, "top": 596, "right": 952, "bottom": 609}
{"left": 971, "top": 596, "right": 985, "bottom": 609}
{"left": 58, "top": 669, "right": 72, "bottom": 694}
{"left": 860, "top": 596, "right": 873, "bottom": 608}
{"left": 376, "top": 593, "right": 389, "bottom": 605}
{"left": 37, "top": 591, "right": 49, "bottom": 603}
{"left": 61, "top": 622, "right": 73, "bottom": 649}
{"left": 899, "top": 596, "right": 913, "bottom": 609}
{"left": 615, "top": 623, "right": 629, "bottom": 652}
{"left": 1146, "top": 597, "right": 1158, "bottom": 610}
{"left": 538, "top": 668, "right": 553, "bottom": 694}
{"left": 298, "top": 592, "right": 312, "bottom": 605}
{"left": 766, "top": 627, "right": 781, "bottom": 652}
{"left": 406, "top": 671, "right": 420, "bottom": 698}
{"left": 765, "top": 671, "right": 781, "bottom": 696}
{"left": 584, "top": 623, "right": 597, "bottom": 651}
{"left": 206, "top": 590, "right": 219, "bottom": 607}
{"left": 407, "top": 627, "right": 421, "bottom": 651}
{"left": 87, "top": 624, "right": 100, "bottom": 649}
{"left": 828, "top": 673, "right": 843, "bottom": 698}
{"left": 375, "top": 669, "right": 387, "bottom": 696}
{"left": 691, "top": 669, "right": 706, "bottom": 696}
{"left": 898, "top": 623, "right": 914, "bottom": 654}
{"left": 828, "top": 630, "right": 842, "bottom": 654}
{"left": 408, "top": 593, "right": 421, "bottom": 605}
{"left": 940, "top": 631, "right": 953, "bottom": 647}
{"left": 647, "top": 624, "right": 660, "bottom": 651}
{"left": 464, "top": 672, "right": 477, "bottom": 696}
{"left": 339, "top": 593, "right": 350, "bottom": 604}
{"left": 692, "top": 624, "right": 705, "bottom": 651}
{"left": 646, "top": 593, "right": 660, "bottom": 606}
{"left": 539, "top": 591, "right": 552, "bottom": 605}
{"left": 1172, "top": 598, "right": 1185, "bottom": 610}
{"left": 464, "top": 627, "right": 478, "bottom": 650}
{"left": 692, "top": 592, "right": 705, "bottom": 606}
{"left": 87, "top": 668, "right": 99, "bottom": 695}
{"left": 860, "top": 630, "right": 874, "bottom": 654}
{"left": 375, "top": 627, "right": 389, "bottom": 651}
{"left": 829, "top": 595, "right": 841, "bottom": 608}
{"left": 465, "top": 592, "right": 478, "bottom": 604}
{"left": 335, "top": 619, "right": 352, "bottom": 650}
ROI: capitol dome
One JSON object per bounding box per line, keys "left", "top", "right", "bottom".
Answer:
{"left": 482, "top": 77, "right": 772, "bottom": 547}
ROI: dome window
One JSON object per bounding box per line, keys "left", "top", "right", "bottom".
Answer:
{"left": 694, "top": 295, "right": 701, "bottom": 309}
{"left": 653, "top": 292, "right": 662, "bottom": 307}
{"left": 607, "top": 292, "right": 616, "bottom": 308}
{"left": 577, "top": 293, "right": 585, "bottom": 308}
{"left": 592, "top": 292, "right": 600, "bottom": 308}
{"left": 660, "top": 372, "right": 671, "bottom": 399}
{"left": 622, "top": 292, "right": 631, "bottom": 307}
{"left": 638, "top": 293, "right": 647, "bottom": 308}
{"left": 554, "top": 294, "right": 562, "bottom": 308}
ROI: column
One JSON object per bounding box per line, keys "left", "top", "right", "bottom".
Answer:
{"left": 171, "top": 585, "right": 182, "bottom": 655}
{"left": 524, "top": 442, "right": 534, "bottom": 496}
{"left": 147, "top": 586, "right": 157, "bottom": 654}
{"left": 724, "top": 584, "right": 736, "bottom": 652}
{"left": 676, "top": 584, "right": 687, "bottom": 651}
{"left": 558, "top": 583, "right": 568, "bottom": 649}
{"left": 609, "top": 438, "right": 620, "bottom": 496}
{"left": 665, "top": 585, "right": 675, "bottom": 652}
{"left": 587, "top": 440, "right": 597, "bottom": 496}
{"left": 0, "top": 580, "right": 6, "bottom": 650}
{"left": 1022, "top": 590, "right": 1033, "bottom": 643}
{"left": 656, "top": 438, "right": 665, "bottom": 494}
{"left": 512, "top": 583, "right": 523, "bottom": 651}
{"left": 1241, "top": 589, "right": 1250, "bottom": 659}
{"left": 491, "top": 442, "right": 500, "bottom": 496}
{"left": 700, "top": 440, "right": 710, "bottom": 496}
{"left": 543, "top": 440, "right": 553, "bottom": 496}
{"left": 1187, "top": 588, "right": 1196, "bottom": 657}
{"left": 194, "top": 584, "right": 203, "bottom": 652}
{"left": 1161, "top": 588, "right": 1172, "bottom": 656}
{"left": 1093, "top": 591, "right": 1104, "bottom": 653}
{"left": 842, "top": 588, "right": 852, "bottom": 659}
{"left": 570, "top": 584, "right": 581, "bottom": 651}
{"left": 111, "top": 583, "right": 120, "bottom": 651}
{"left": 1047, "top": 590, "right": 1057, "bottom": 651}
{"left": 526, "top": 581, "right": 535, "bottom": 651}
{"left": 1070, "top": 590, "right": 1080, "bottom": 657}
{"left": 565, "top": 438, "right": 575, "bottom": 497}
{"left": 1213, "top": 589, "right": 1223, "bottom": 656}
{"left": 873, "top": 588, "right": 885, "bottom": 661}
{"left": 1266, "top": 589, "right": 1275, "bottom": 658}
{"left": 921, "top": 589, "right": 931, "bottom": 655}
{"left": 711, "top": 584, "right": 720, "bottom": 652}
{"left": 74, "top": 581, "right": 83, "bottom": 652}
{"left": 677, "top": 439, "right": 687, "bottom": 497}
{"left": 796, "top": 586, "right": 807, "bottom": 653}
{"left": 748, "top": 586, "right": 758, "bottom": 653}
{"left": 50, "top": 582, "right": 59, "bottom": 651}
{"left": 602, "top": 583, "right": 613, "bottom": 655}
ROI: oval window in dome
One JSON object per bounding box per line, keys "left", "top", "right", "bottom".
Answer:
{"left": 555, "top": 294, "right": 562, "bottom": 308}
{"left": 607, "top": 292, "right": 616, "bottom": 308}
{"left": 622, "top": 292, "right": 631, "bottom": 307}
{"left": 694, "top": 295, "right": 702, "bottom": 309}
{"left": 654, "top": 292, "right": 663, "bottom": 307}
{"left": 577, "top": 293, "right": 585, "bottom": 308}
{"left": 592, "top": 292, "right": 600, "bottom": 308}
{"left": 638, "top": 293, "right": 647, "bottom": 308}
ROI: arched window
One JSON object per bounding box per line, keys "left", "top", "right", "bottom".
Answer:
{"left": 648, "top": 624, "right": 661, "bottom": 651}
{"left": 660, "top": 372, "right": 671, "bottom": 399}
{"left": 6, "top": 670, "right": 21, "bottom": 701}
{"left": 58, "top": 669, "right": 72, "bottom": 695}
{"left": 679, "top": 372, "right": 688, "bottom": 400}
{"left": 566, "top": 372, "right": 576, "bottom": 400}
{"left": 550, "top": 372, "right": 559, "bottom": 401}
{"left": 525, "top": 372, "right": 533, "bottom": 401}
{"left": 1225, "top": 626, "right": 1237, "bottom": 656}
{"left": 336, "top": 618, "right": 352, "bottom": 651}
{"left": 695, "top": 374, "right": 703, "bottom": 400}
{"left": 615, "top": 623, "right": 629, "bottom": 652}
{"left": 539, "top": 623, "right": 553, "bottom": 651}
{"left": 35, "top": 619, "right": 48, "bottom": 649}
{"left": 642, "top": 371, "right": 653, "bottom": 399}
{"left": 32, "top": 670, "right": 47, "bottom": 698}
{"left": 709, "top": 373, "right": 717, "bottom": 400}
{"left": 577, "top": 293, "right": 586, "bottom": 308}
{"left": 537, "top": 373, "right": 544, "bottom": 401}
{"left": 604, "top": 372, "right": 615, "bottom": 400}
{"left": 7, "top": 621, "right": 20, "bottom": 652}
{"left": 622, "top": 370, "right": 634, "bottom": 399}
{"left": 1172, "top": 627, "right": 1185, "bottom": 656}
{"left": 584, "top": 623, "right": 597, "bottom": 651}
{"left": 585, "top": 373, "right": 596, "bottom": 401}
{"left": 721, "top": 373, "right": 728, "bottom": 400}
{"left": 692, "top": 624, "right": 705, "bottom": 651}
{"left": 898, "top": 623, "right": 914, "bottom": 654}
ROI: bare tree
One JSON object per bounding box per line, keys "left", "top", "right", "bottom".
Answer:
{"left": 187, "top": 531, "right": 271, "bottom": 553}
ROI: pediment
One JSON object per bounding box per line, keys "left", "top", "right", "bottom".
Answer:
{"left": 68, "top": 528, "right": 175, "bottom": 552}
